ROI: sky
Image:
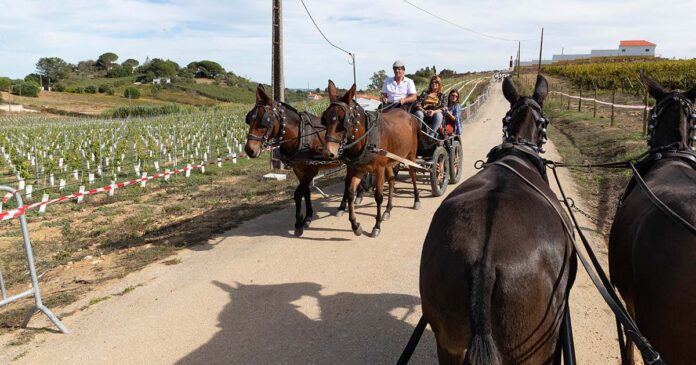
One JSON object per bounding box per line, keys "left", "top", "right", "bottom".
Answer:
{"left": 0, "top": 0, "right": 695, "bottom": 89}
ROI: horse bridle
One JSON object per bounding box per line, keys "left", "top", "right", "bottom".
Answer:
{"left": 646, "top": 92, "right": 696, "bottom": 149}
{"left": 502, "top": 97, "right": 549, "bottom": 153}
{"left": 322, "top": 100, "right": 363, "bottom": 151}
{"left": 246, "top": 102, "right": 287, "bottom": 147}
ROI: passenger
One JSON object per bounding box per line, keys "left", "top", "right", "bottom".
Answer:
{"left": 380, "top": 60, "right": 417, "bottom": 110}
{"left": 445, "top": 89, "right": 462, "bottom": 135}
{"left": 414, "top": 75, "right": 447, "bottom": 136}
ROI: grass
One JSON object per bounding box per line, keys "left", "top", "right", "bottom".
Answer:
{"left": 542, "top": 95, "right": 646, "bottom": 238}
{"left": 88, "top": 295, "right": 111, "bottom": 306}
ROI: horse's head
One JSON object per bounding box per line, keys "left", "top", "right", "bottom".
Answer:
{"left": 244, "top": 84, "right": 283, "bottom": 158}
{"left": 501, "top": 74, "right": 550, "bottom": 153}
{"left": 321, "top": 80, "right": 361, "bottom": 160}
{"left": 642, "top": 72, "right": 696, "bottom": 151}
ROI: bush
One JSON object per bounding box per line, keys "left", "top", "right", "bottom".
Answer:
{"left": 53, "top": 83, "right": 66, "bottom": 92}
{"left": 0, "top": 77, "right": 11, "bottom": 91}
{"left": 85, "top": 85, "right": 98, "bottom": 94}
{"left": 10, "top": 82, "right": 40, "bottom": 97}
{"left": 98, "top": 84, "right": 115, "bottom": 95}
{"left": 123, "top": 87, "right": 140, "bottom": 99}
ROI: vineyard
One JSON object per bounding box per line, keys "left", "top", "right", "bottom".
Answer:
{"left": 542, "top": 58, "right": 696, "bottom": 93}
{"left": 0, "top": 101, "right": 327, "bottom": 212}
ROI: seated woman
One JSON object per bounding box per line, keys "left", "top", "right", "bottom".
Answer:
{"left": 444, "top": 89, "right": 462, "bottom": 135}
{"left": 414, "top": 76, "right": 447, "bottom": 136}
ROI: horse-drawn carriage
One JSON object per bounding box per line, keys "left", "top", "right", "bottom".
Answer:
{"left": 393, "top": 116, "right": 463, "bottom": 197}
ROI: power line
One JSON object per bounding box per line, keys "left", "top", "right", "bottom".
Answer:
{"left": 401, "top": 0, "right": 528, "bottom": 42}
{"left": 299, "top": 0, "right": 353, "bottom": 57}
{"left": 299, "top": 0, "right": 356, "bottom": 85}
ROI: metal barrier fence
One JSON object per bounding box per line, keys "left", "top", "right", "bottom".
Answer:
{"left": 0, "top": 185, "right": 67, "bottom": 333}
{"left": 462, "top": 78, "right": 493, "bottom": 123}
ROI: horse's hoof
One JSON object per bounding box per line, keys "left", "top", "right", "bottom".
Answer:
{"left": 353, "top": 224, "right": 363, "bottom": 236}
{"left": 355, "top": 196, "right": 363, "bottom": 205}
{"left": 413, "top": 201, "right": 421, "bottom": 210}
{"left": 335, "top": 209, "right": 345, "bottom": 217}
{"left": 369, "top": 228, "right": 381, "bottom": 238}
{"left": 294, "top": 228, "right": 304, "bottom": 237}
{"left": 382, "top": 212, "right": 391, "bottom": 221}
{"left": 303, "top": 220, "right": 312, "bottom": 229}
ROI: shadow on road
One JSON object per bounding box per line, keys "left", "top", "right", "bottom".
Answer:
{"left": 175, "top": 281, "right": 437, "bottom": 365}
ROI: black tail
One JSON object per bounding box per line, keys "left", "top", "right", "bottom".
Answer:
{"left": 464, "top": 263, "right": 502, "bottom": 365}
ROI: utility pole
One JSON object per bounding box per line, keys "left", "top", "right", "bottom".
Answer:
{"left": 537, "top": 27, "right": 544, "bottom": 74}
{"left": 272, "top": 0, "right": 285, "bottom": 102}
{"left": 516, "top": 41, "right": 521, "bottom": 78}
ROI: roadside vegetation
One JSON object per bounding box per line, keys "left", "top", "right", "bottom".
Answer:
{"left": 515, "top": 71, "right": 655, "bottom": 238}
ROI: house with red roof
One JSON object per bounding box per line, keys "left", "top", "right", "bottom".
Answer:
{"left": 618, "top": 40, "right": 656, "bottom": 56}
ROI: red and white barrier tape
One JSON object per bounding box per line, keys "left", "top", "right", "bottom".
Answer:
{"left": 550, "top": 91, "right": 649, "bottom": 110}
{"left": 0, "top": 154, "right": 246, "bottom": 221}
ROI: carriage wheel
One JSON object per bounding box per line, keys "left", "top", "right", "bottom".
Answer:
{"left": 449, "top": 140, "right": 463, "bottom": 184}
{"left": 430, "top": 147, "right": 449, "bottom": 197}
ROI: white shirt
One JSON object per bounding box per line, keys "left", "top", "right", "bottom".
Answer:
{"left": 381, "top": 76, "right": 417, "bottom": 103}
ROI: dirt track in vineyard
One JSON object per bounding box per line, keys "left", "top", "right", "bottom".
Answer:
{"left": 0, "top": 82, "right": 621, "bottom": 364}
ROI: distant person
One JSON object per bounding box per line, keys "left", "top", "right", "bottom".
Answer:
{"left": 380, "top": 60, "right": 417, "bottom": 110}
{"left": 445, "top": 89, "right": 462, "bottom": 135}
{"left": 414, "top": 75, "right": 447, "bottom": 136}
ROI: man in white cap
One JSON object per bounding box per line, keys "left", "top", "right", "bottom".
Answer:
{"left": 380, "top": 60, "right": 417, "bottom": 110}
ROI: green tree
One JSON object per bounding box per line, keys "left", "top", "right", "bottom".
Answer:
{"left": 76, "top": 60, "right": 97, "bottom": 74}
{"left": 0, "top": 77, "right": 11, "bottom": 91}
{"left": 106, "top": 64, "right": 130, "bottom": 78}
{"left": 141, "top": 58, "right": 179, "bottom": 78}
{"left": 187, "top": 60, "right": 225, "bottom": 78}
{"left": 11, "top": 82, "right": 40, "bottom": 97}
{"left": 36, "top": 57, "right": 71, "bottom": 82}
{"left": 97, "top": 52, "right": 119, "bottom": 70}
{"left": 121, "top": 58, "right": 139, "bottom": 71}
{"left": 369, "top": 70, "right": 388, "bottom": 90}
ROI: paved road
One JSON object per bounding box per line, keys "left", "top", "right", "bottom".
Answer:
{"left": 2, "top": 82, "right": 620, "bottom": 364}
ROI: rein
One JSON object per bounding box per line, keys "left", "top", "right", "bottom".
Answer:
{"left": 482, "top": 160, "right": 664, "bottom": 365}
{"left": 548, "top": 143, "right": 696, "bottom": 235}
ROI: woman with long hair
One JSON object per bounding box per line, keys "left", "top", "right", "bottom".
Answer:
{"left": 414, "top": 75, "right": 447, "bottom": 136}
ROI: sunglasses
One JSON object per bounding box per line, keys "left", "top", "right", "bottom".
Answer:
{"left": 393, "top": 67, "right": 405, "bottom": 71}
{"left": 431, "top": 81, "right": 440, "bottom": 84}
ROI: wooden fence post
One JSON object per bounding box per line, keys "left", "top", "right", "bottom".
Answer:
{"left": 611, "top": 88, "right": 616, "bottom": 127}
{"left": 593, "top": 88, "right": 597, "bottom": 118}
{"left": 578, "top": 86, "right": 582, "bottom": 112}
{"left": 567, "top": 88, "right": 571, "bottom": 110}
{"left": 643, "top": 90, "right": 649, "bottom": 135}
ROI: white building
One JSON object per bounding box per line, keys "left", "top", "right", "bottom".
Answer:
{"left": 531, "top": 40, "right": 658, "bottom": 65}
{"left": 618, "top": 40, "right": 656, "bottom": 56}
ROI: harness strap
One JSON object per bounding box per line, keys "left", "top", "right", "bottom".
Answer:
{"left": 628, "top": 161, "right": 696, "bottom": 234}
{"left": 520, "top": 161, "right": 665, "bottom": 365}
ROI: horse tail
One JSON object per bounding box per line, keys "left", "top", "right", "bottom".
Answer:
{"left": 464, "top": 263, "right": 502, "bottom": 365}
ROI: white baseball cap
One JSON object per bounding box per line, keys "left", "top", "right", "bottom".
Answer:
{"left": 392, "top": 60, "right": 405, "bottom": 69}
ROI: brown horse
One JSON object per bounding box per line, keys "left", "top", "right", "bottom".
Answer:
{"left": 420, "top": 75, "right": 576, "bottom": 364}
{"left": 321, "top": 80, "right": 421, "bottom": 238}
{"left": 609, "top": 74, "right": 696, "bottom": 364}
{"left": 244, "top": 85, "right": 360, "bottom": 237}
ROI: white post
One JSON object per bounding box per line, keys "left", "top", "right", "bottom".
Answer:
{"left": 77, "top": 186, "right": 85, "bottom": 204}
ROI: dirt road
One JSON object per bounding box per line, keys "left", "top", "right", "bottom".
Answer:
{"left": 1, "top": 82, "right": 621, "bottom": 364}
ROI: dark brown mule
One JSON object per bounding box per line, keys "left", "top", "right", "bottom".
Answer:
{"left": 244, "top": 85, "right": 358, "bottom": 237}
{"left": 420, "top": 75, "right": 576, "bottom": 364}
{"left": 609, "top": 74, "right": 696, "bottom": 365}
{"left": 321, "top": 80, "right": 421, "bottom": 238}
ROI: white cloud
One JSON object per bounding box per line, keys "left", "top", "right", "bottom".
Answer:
{"left": 0, "top": 0, "right": 693, "bottom": 89}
